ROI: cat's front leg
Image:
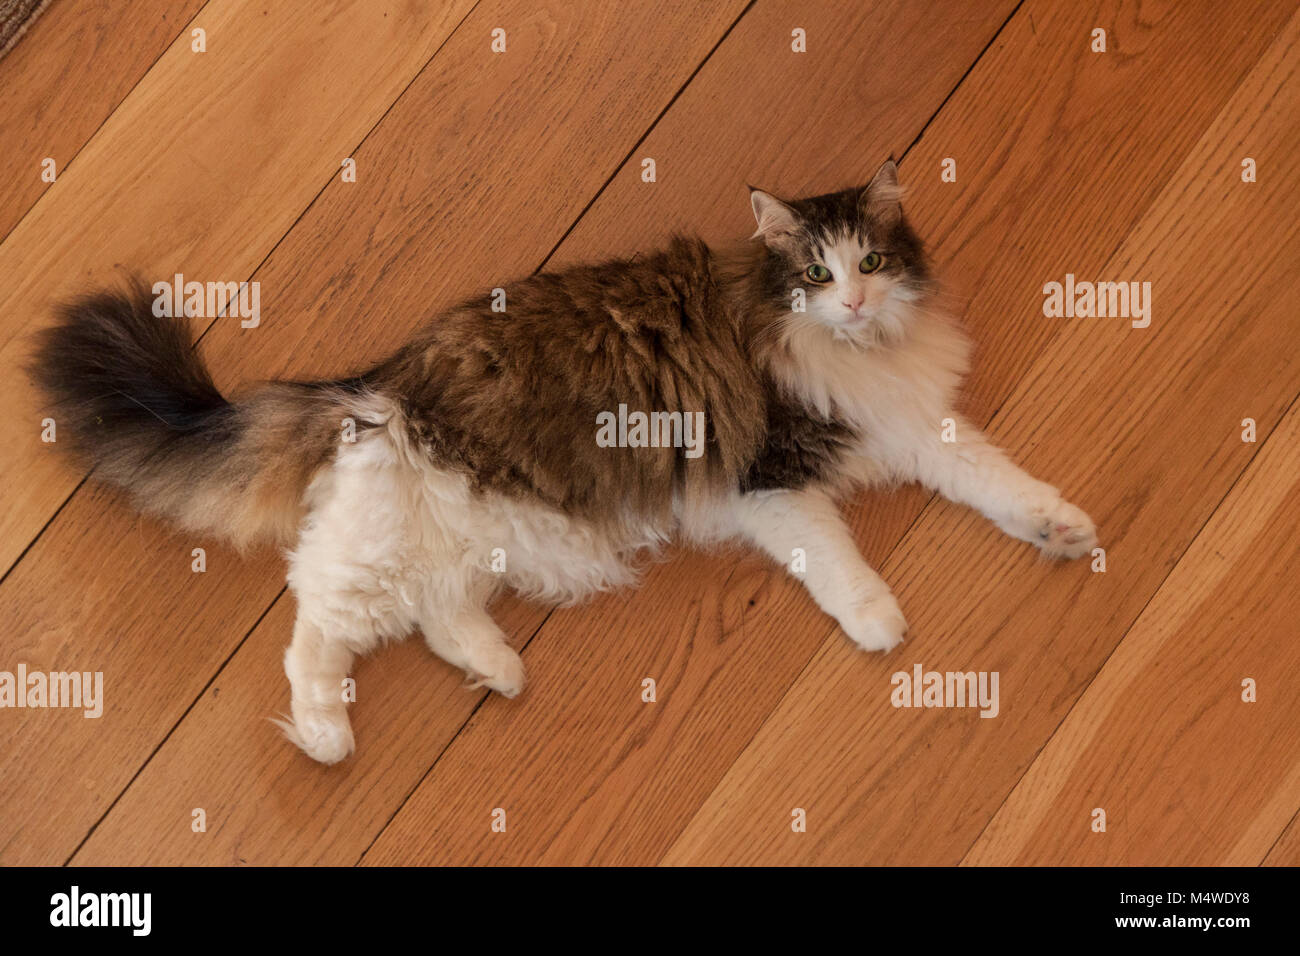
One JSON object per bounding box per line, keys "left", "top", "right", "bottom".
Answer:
{"left": 731, "top": 487, "right": 906, "bottom": 652}
{"left": 881, "top": 415, "right": 1097, "bottom": 559}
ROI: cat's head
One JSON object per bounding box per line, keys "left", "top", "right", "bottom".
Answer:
{"left": 748, "top": 160, "right": 930, "bottom": 344}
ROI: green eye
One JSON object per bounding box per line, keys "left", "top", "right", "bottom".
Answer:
{"left": 805, "top": 264, "right": 832, "bottom": 283}
{"left": 859, "top": 252, "right": 884, "bottom": 274}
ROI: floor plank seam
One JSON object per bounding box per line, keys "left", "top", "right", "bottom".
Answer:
{"left": 0, "top": 471, "right": 86, "bottom": 589}
{"left": 191, "top": 0, "right": 485, "bottom": 353}
{"left": 62, "top": 583, "right": 290, "bottom": 865}
{"left": 1260, "top": 802, "right": 1300, "bottom": 865}
{"left": 897, "top": 0, "right": 1024, "bottom": 163}
{"left": 65, "top": 0, "right": 754, "bottom": 864}
{"left": 0, "top": 0, "right": 210, "bottom": 249}
{"left": 10, "top": 0, "right": 1290, "bottom": 869}
{"left": 353, "top": 603, "right": 557, "bottom": 866}
{"left": 532, "top": 0, "right": 757, "bottom": 275}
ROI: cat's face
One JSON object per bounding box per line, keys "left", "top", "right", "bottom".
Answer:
{"left": 749, "top": 161, "right": 929, "bottom": 344}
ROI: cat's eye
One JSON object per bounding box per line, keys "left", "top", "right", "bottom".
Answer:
{"left": 805, "top": 264, "right": 832, "bottom": 283}
{"left": 859, "top": 252, "right": 884, "bottom": 274}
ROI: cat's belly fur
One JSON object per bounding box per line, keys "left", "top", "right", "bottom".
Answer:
{"left": 286, "top": 415, "right": 680, "bottom": 654}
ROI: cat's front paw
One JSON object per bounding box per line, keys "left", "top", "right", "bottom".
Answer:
{"left": 835, "top": 592, "right": 907, "bottom": 652}
{"left": 1025, "top": 498, "right": 1097, "bottom": 559}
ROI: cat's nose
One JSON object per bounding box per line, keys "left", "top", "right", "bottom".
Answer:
{"left": 842, "top": 293, "right": 865, "bottom": 312}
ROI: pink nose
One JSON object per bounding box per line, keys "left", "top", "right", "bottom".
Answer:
{"left": 842, "top": 294, "right": 865, "bottom": 312}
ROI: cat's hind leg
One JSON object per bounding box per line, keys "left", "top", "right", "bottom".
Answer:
{"left": 278, "top": 609, "right": 360, "bottom": 765}
{"left": 278, "top": 526, "right": 414, "bottom": 764}
{"left": 420, "top": 602, "right": 525, "bottom": 698}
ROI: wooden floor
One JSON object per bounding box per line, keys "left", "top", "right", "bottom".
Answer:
{"left": 0, "top": 0, "right": 1296, "bottom": 866}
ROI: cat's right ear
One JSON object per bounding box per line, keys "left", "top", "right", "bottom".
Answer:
{"left": 749, "top": 188, "right": 800, "bottom": 246}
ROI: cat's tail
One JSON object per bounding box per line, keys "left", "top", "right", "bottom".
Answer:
{"left": 29, "top": 281, "right": 358, "bottom": 549}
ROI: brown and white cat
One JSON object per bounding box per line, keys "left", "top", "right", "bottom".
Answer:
{"left": 31, "top": 160, "right": 1096, "bottom": 763}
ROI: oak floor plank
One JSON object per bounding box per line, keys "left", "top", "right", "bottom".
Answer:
{"left": 0, "top": 0, "right": 205, "bottom": 241}
{"left": 67, "top": 0, "right": 752, "bottom": 867}
{"left": 661, "top": 8, "right": 1299, "bottom": 865}
{"left": 361, "top": 0, "right": 1023, "bottom": 867}
{"left": 0, "top": 0, "right": 476, "bottom": 576}
{"left": 964, "top": 397, "right": 1300, "bottom": 865}
{"left": 363, "top": 0, "right": 1296, "bottom": 867}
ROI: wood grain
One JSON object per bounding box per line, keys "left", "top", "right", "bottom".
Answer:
{"left": 72, "top": 590, "right": 546, "bottom": 866}
{"left": 67, "top": 0, "right": 752, "bottom": 867}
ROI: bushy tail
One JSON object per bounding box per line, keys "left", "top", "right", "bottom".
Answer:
{"left": 30, "top": 282, "right": 351, "bottom": 549}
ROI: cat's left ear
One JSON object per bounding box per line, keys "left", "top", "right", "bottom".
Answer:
{"left": 749, "top": 187, "right": 801, "bottom": 247}
{"left": 860, "top": 159, "right": 903, "bottom": 227}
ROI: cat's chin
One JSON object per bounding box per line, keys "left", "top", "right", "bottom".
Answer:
{"left": 817, "top": 313, "right": 906, "bottom": 348}
{"left": 829, "top": 325, "right": 880, "bottom": 347}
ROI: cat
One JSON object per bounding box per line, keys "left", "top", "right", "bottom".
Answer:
{"left": 30, "top": 159, "right": 1097, "bottom": 764}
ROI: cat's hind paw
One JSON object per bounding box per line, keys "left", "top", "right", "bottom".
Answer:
{"left": 275, "top": 702, "right": 355, "bottom": 765}
{"left": 464, "top": 643, "right": 526, "bottom": 698}
{"left": 836, "top": 592, "right": 907, "bottom": 653}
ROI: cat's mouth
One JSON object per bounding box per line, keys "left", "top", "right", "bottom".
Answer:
{"left": 827, "top": 314, "right": 881, "bottom": 345}
{"left": 836, "top": 310, "right": 875, "bottom": 328}
{"left": 824, "top": 304, "right": 911, "bottom": 348}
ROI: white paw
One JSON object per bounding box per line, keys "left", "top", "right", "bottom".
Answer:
{"left": 465, "top": 644, "right": 526, "bottom": 698}
{"left": 276, "top": 702, "right": 355, "bottom": 765}
{"left": 1027, "top": 498, "right": 1097, "bottom": 559}
{"left": 835, "top": 592, "right": 908, "bottom": 652}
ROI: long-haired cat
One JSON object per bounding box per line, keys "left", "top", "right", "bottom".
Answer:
{"left": 30, "top": 160, "right": 1096, "bottom": 763}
